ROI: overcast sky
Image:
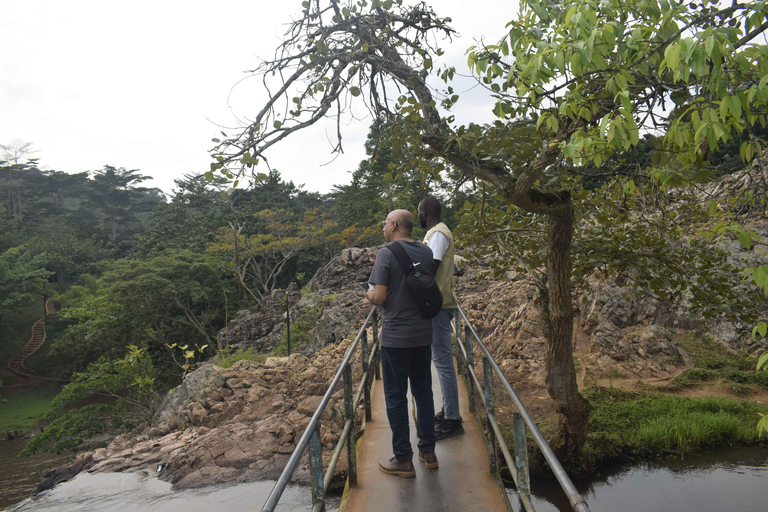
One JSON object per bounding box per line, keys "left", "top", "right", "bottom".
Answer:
{"left": 0, "top": 0, "right": 516, "bottom": 196}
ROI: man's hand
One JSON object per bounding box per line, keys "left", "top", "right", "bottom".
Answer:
{"left": 366, "top": 284, "right": 387, "bottom": 305}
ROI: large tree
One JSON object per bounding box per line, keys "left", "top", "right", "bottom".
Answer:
{"left": 84, "top": 165, "right": 164, "bottom": 244}
{"left": 0, "top": 140, "right": 41, "bottom": 224}
{"left": 210, "top": 0, "right": 768, "bottom": 454}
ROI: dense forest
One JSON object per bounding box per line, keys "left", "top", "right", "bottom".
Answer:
{"left": 0, "top": 126, "right": 469, "bottom": 400}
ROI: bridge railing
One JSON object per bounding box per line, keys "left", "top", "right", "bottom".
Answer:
{"left": 454, "top": 304, "right": 591, "bottom": 512}
{"left": 261, "top": 306, "right": 380, "bottom": 512}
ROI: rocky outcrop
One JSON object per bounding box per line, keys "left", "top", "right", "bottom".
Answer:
{"left": 217, "top": 246, "right": 378, "bottom": 355}
{"left": 84, "top": 345, "right": 364, "bottom": 489}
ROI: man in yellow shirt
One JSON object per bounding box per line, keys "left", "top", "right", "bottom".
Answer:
{"left": 418, "top": 196, "right": 464, "bottom": 440}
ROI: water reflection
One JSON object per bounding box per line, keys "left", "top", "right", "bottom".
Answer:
{"left": 511, "top": 445, "right": 768, "bottom": 512}
{"left": 6, "top": 472, "right": 340, "bottom": 512}
{"left": 0, "top": 438, "right": 70, "bottom": 511}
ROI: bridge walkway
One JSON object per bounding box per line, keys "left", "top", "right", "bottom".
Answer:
{"left": 339, "top": 361, "right": 509, "bottom": 511}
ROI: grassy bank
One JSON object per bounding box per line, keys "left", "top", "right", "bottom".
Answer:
{"left": 0, "top": 384, "right": 63, "bottom": 433}
{"left": 664, "top": 334, "right": 768, "bottom": 393}
{"left": 527, "top": 387, "right": 766, "bottom": 478}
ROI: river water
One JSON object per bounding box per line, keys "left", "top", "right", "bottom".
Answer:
{"left": 0, "top": 437, "right": 69, "bottom": 510}
{"left": 517, "top": 445, "right": 768, "bottom": 512}
{"left": 1, "top": 444, "right": 765, "bottom": 511}
{"left": 6, "top": 473, "right": 341, "bottom": 512}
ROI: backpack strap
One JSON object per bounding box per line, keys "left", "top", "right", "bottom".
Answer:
{"left": 387, "top": 240, "right": 414, "bottom": 276}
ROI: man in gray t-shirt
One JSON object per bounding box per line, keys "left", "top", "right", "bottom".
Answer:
{"left": 365, "top": 209, "right": 438, "bottom": 477}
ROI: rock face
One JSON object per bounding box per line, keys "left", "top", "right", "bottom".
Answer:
{"left": 85, "top": 348, "right": 363, "bottom": 489}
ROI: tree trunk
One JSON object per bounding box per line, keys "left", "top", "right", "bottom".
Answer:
{"left": 539, "top": 207, "right": 591, "bottom": 457}
{"left": 110, "top": 206, "right": 117, "bottom": 242}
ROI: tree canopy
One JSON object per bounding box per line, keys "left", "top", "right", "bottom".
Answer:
{"left": 210, "top": 0, "right": 768, "bottom": 455}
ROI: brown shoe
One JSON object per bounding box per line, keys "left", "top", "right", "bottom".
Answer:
{"left": 418, "top": 450, "right": 439, "bottom": 469}
{"left": 379, "top": 457, "right": 415, "bottom": 477}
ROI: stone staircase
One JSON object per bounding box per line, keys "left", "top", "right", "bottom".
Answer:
{"left": 6, "top": 298, "right": 68, "bottom": 382}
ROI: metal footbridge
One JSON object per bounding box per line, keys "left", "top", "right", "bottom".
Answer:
{"left": 261, "top": 305, "right": 591, "bottom": 512}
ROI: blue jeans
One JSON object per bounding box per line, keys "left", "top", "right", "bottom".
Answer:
{"left": 380, "top": 345, "right": 436, "bottom": 461}
{"left": 432, "top": 309, "right": 460, "bottom": 420}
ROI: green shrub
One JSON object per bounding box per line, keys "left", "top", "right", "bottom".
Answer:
{"left": 584, "top": 387, "right": 760, "bottom": 458}
{"left": 214, "top": 347, "right": 267, "bottom": 368}
{"left": 21, "top": 404, "right": 111, "bottom": 456}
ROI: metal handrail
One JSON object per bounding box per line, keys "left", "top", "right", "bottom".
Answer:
{"left": 261, "top": 306, "right": 380, "bottom": 512}
{"left": 454, "top": 304, "right": 591, "bottom": 512}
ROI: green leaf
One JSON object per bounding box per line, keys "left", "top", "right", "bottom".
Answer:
{"left": 728, "top": 95, "right": 742, "bottom": 120}
{"left": 737, "top": 231, "right": 753, "bottom": 250}
{"left": 705, "top": 35, "right": 714, "bottom": 56}
{"left": 273, "top": 121, "right": 282, "bottom": 129}
{"left": 670, "top": 90, "right": 689, "bottom": 105}
{"left": 350, "top": 86, "right": 361, "bottom": 97}
{"left": 691, "top": 45, "right": 707, "bottom": 77}
{"left": 758, "top": 350, "right": 768, "bottom": 369}
{"left": 664, "top": 43, "right": 682, "bottom": 71}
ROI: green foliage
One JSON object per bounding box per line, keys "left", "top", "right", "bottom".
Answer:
{"left": 20, "top": 404, "right": 112, "bottom": 456}
{"left": 83, "top": 165, "right": 164, "bottom": 245}
{"left": 677, "top": 334, "right": 752, "bottom": 371}
{"left": 51, "top": 251, "right": 232, "bottom": 373}
{"left": 758, "top": 352, "right": 768, "bottom": 436}
{"left": 19, "top": 345, "right": 161, "bottom": 456}
{"left": 662, "top": 334, "right": 767, "bottom": 393}
{"left": 130, "top": 174, "right": 230, "bottom": 258}
{"left": 471, "top": 0, "right": 768, "bottom": 174}
{"left": 208, "top": 206, "right": 341, "bottom": 301}
{"left": 213, "top": 347, "right": 267, "bottom": 368}
{"left": 457, "top": 177, "right": 762, "bottom": 324}
{"left": 22, "top": 234, "right": 112, "bottom": 293}
{"left": 275, "top": 294, "right": 338, "bottom": 356}
{"left": 585, "top": 387, "right": 761, "bottom": 456}
{"left": 0, "top": 245, "right": 52, "bottom": 319}
{"left": 524, "top": 386, "right": 766, "bottom": 476}
{"left": 19, "top": 345, "right": 162, "bottom": 455}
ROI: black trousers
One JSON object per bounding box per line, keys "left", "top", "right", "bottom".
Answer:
{"left": 380, "top": 345, "right": 436, "bottom": 461}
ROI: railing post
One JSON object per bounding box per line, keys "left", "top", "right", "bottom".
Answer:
{"left": 465, "top": 324, "right": 475, "bottom": 414}
{"left": 361, "top": 329, "right": 372, "bottom": 422}
{"left": 513, "top": 412, "right": 531, "bottom": 511}
{"left": 344, "top": 363, "right": 358, "bottom": 486}
{"left": 309, "top": 426, "right": 325, "bottom": 512}
{"left": 372, "top": 308, "right": 380, "bottom": 381}
{"left": 483, "top": 357, "right": 498, "bottom": 475}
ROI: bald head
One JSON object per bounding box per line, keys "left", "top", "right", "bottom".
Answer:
{"left": 392, "top": 209, "right": 414, "bottom": 235}
{"left": 384, "top": 209, "right": 414, "bottom": 242}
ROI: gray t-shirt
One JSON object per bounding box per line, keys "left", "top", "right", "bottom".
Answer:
{"left": 369, "top": 240, "right": 434, "bottom": 348}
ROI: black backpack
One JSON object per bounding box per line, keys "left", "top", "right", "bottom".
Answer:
{"left": 388, "top": 241, "right": 443, "bottom": 318}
